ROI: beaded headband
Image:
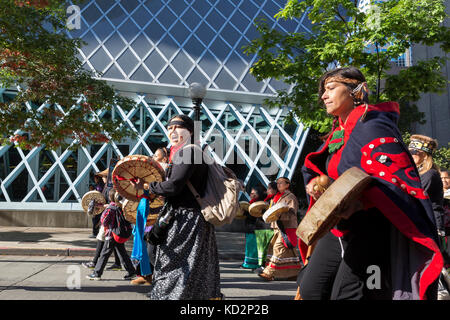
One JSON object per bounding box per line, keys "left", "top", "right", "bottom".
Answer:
{"left": 167, "top": 120, "right": 193, "bottom": 133}
{"left": 324, "top": 76, "right": 361, "bottom": 86}
{"left": 408, "top": 139, "right": 436, "bottom": 155}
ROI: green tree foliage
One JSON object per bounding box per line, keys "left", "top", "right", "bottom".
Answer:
{"left": 434, "top": 145, "right": 450, "bottom": 171}
{"left": 245, "top": 0, "right": 450, "bottom": 133}
{"left": 0, "top": 0, "right": 136, "bottom": 150}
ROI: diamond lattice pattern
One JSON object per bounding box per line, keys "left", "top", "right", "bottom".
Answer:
{"left": 0, "top": 93, "right": 309, "bottom": 209}
{"left": 67, "top": 0, "right": 311, "bottom": 95}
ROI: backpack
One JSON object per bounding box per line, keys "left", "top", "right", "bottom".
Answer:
{"left": 184, "top": 144, "right": 244, "bottom": 227}
{"left": 110, "top": 206, "right": 133, "bottom": 243}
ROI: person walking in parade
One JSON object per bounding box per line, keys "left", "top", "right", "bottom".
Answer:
{"left": 241, "top": 185, "right": 267, "bottom": 270}
{"left": 297, "top": 66, "right": 443, "bottom": 300}
{"left": 258, "top": 177, "right": 301, "bottom": 281}
{"left": 86, "top": 189, "right": 136, "bottom": 281}
{"left": 131, "top": 114, "right": 222, "bottom": 300}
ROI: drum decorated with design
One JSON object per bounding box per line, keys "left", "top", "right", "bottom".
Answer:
{"left": 81, "top": 191, "right": 106, "bottom": 216}
{"left": 112, "top": 155, "right": 165, "bottom": 202}
{"left": 122, "top": 196, "right": 164, "bottom": 227}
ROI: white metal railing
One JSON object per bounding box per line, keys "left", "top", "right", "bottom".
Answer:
{"left": 0, "top": 93, "right": 309, "bottom": 209}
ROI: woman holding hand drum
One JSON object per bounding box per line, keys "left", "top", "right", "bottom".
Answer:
{"left": 258, "top": 177, "right": 301, "bottom": 281}
{"left": 297, "top": 67, "right": 443, "bottom": 300}
{"left": 131, "top": 114, "right": 222, "bottom": 300}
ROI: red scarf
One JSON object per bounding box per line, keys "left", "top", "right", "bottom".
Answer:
{"left": 264, "top": 194, "right": 275, "bottom": 202}
{"left": 168, "top": 142, "right": 185, "bottom": 163}
{"left": 249, "top": 198, "right": 258, "bottom": 204}
{"left": 272, "top": 192, "right": 285, "bottom": 204}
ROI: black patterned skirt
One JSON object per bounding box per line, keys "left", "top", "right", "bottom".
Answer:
{"left": 148, "top": 206, "right": 221, "bottom": 300}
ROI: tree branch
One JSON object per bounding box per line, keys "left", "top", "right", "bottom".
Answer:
{"left": 375, "top": 42, "right": 381, "bottom": 102}
{"left": 334, "top": 8, "right": 352, "bottom": 37}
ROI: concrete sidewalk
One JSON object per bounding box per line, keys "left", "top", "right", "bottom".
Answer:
{"left": 0, "top": 226, "right": 245, "bottom": 261}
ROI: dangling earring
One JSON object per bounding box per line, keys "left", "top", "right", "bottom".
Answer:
{"left": 360, "top": 103, "right": 369, "bottom": 122}
{"left": 352, "top": 82, "right": 369, "bottom": 122}
{"left": 351, "top": 82, "right": 365, "bottom": 106}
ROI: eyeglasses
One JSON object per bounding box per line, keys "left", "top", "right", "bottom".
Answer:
{"left": 409, "top": 149, "right": 421, "bottom": 156}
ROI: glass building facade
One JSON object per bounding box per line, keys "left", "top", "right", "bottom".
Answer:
{"left": 0, "top": 0, "right": 311, "bottom": 212}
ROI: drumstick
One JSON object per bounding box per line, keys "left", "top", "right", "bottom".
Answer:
{"left": 294, "top": 242, "right": 316, "bottom": 300}
{"left": 313, "top": 175, "right": 331, "bottom": 193}
{"left": 305, "top": 242, "right": 316, "bottom": 263}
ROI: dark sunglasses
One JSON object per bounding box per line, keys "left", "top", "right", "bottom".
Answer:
{"left": 409, "top": 149, "right": 421, "bottom": 155}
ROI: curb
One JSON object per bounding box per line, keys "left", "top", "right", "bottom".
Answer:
{"left": 0, "top": 247, "right": 96, "bottom": 257}
{"left": 0, "top": 247, "right": 244, "bottom": 260}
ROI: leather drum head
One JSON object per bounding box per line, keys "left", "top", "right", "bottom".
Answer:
{"left": 81, "top": 191, "right": 106, "bottom": 216}
{"left": 263, "top": 203, "right": 289, "bottom": 223}
{"left": 296, "top": 167, "right": 372, "bottom": 246}
{"left": 112, "top": 155, "right": 166, "bottom": 201}
{"left": 236, "top": 201, "right": 249, "bottom": 219}
{"left": 248, "top": 201, "right": 268, "bottom": 217}
{"left": 122, "top": 196, "right": 164, "bottom": 227}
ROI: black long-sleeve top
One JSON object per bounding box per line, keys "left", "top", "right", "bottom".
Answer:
{"left": 421, "top": 168, "right": 445, "bottom": 231}
{"left": 148, "top": 145, "right": 208, "bottom": 209}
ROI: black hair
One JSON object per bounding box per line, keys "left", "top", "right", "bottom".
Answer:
{"left": 251, "top": 185, "right": 267, "bottom": 201}
{"left": 156, "top": 147, "right": 169, "bottom": 159}
{"left": 318, "top": 67, "right": 369, "bottom": 140}
{"left": 167, "top": 114, "right": 195, "bottom": 134}
{"left": 318, "top": 66, "right": 368, "bottom": 105}
{"left": 267, "top": 181, "right": 278, "bottom": 192}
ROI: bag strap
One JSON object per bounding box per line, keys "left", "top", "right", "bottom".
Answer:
{"left": 182, "top": 143, "right": 206, "bottom": 207}
{"left": 276, "top": 220, "right": 295, "bottom": 249}
{"left": 186, "top": 180, "right": 202, "bottom": 207}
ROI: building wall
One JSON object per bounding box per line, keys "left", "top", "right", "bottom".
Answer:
{"left": 411, "top": 0, "right": 450, "bottom": 146}
{"left": 68, "top": 0, "right": 306, "bottom": 95}
{"left": 359, "top": 0, "right": 449, "bottom": 146}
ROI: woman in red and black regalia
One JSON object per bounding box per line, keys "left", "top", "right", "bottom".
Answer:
{"left": 258, "top": 177, "right": 301, "bottom": 281}
{"left": 297, "top": 67, "right": 443, "bottom": 300}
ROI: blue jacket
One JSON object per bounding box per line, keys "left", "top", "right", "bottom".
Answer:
{"left": 131, "top": 192, "right": 152, "bottom": 276}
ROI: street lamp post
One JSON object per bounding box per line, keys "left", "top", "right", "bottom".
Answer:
{"left": 188, "top": 82, "right": 206, "bottom": 122}
{"left": 188, "top": 83, "right": 206, "bottom": 143}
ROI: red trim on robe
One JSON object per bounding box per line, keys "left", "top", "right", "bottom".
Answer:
{"left": 363, "top": 186, "right": 443, "bottom": 300}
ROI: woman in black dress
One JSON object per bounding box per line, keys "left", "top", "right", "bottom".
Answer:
{"left": 132, "top": 114, "right": 222, "bottom": 300}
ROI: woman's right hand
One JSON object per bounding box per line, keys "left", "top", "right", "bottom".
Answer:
{"left": 130, "top": 178, "right": 148, "bottom": 191}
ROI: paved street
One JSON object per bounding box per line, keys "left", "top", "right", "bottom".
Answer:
{"left": 0, "top": 227, "right": 299, "bottom": 301}
{"left": 0, "top": 255, "right": 298, "bottom": 301}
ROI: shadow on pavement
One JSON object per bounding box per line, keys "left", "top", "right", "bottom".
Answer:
{"left": 1, "top": 285, "right": 150, "bottom": 295}
{"left": 0, "top": 231, "right": 50, "bottom": 242}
